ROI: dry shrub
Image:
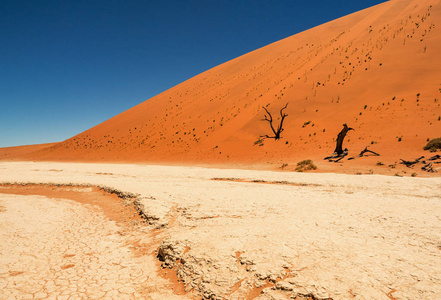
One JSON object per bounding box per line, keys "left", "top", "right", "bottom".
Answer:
{"left": 424, "top": 137, "right": 441, "bottom": 152}
{"left": 295, "top": 159, "right": 317, "bottom": 172}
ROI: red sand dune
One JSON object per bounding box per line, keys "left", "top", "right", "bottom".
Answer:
{"left": 0, "top": 143, "right": 57, "bottom": 161}
{"left": 2, "top": 0, "right": 441, "bottom": 173}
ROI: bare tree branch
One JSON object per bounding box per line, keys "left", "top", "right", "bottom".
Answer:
{"left": 348, "top": 146, "right": 380, "bottom": 160}
{"left": 400, "top": 156, "right": 425, "bottom": 167}
{"left": 276, "top": 103, "right": 289, "bottom": 134}
{"left": 261, "top": 106, "right": 277, "bottom": 137}
{"left": 260, "top": 103, "right": 289, "bottom": 140}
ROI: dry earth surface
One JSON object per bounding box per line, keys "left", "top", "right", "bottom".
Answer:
{"left": 0, "top": 161, "right": 440, "bottom": 299}
{"left": 0, "top": 185, "right": 190, "bottom": 300}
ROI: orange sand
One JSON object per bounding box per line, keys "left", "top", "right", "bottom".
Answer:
{"left": 1, "top": 0, "right": 440, "bottom": 175}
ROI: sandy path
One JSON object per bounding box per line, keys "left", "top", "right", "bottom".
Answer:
{"left": 0, "top": 161, "right": 440, "bottom": 299}
{"left": 0, "top": 187, "right": 188, "bottom": 300}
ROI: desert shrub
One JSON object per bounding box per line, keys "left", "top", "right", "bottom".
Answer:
{"left": 295, "top": 159, "right": 317, "bottom": 172}
{"left": 423, "top": 137, "right": 441, "bottom": 152}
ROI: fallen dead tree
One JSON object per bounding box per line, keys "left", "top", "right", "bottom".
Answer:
{"left": 422, "top": 155, "right": 441, "bottom": 172}
{"left": 348, "top": 146, "right": 380, "bottom": 160}
{"left": 399, "top": 156, "right": 425, "bottom": 167}
{"left": 428, "top": 154, "right": 441, "bottom": 161}
{"left": 399, "top": 155, "right": 441, "bottom": 172}
{"left": 422, "top": 163, "right": 435, "bottom": 172}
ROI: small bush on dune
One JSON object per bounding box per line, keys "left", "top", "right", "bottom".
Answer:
{"left": 295, "top": 159, "right": 317, "bottom": 172}
{"left": 424, "top": 137, "right": 441, "bottom": 152}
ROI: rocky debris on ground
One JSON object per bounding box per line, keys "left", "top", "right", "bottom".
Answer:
{"left": 157, "top": 237, "right": 308, "bottom": 299}
{"left": 157, "top": 238, "right": 235, "bottom": 299}
{"left": 100, "top": 185, "right": 139, "bottom": 199}
{"left": 134, "top": 196, "right": 172, "bottom": 228}
{"left": 257, "top": 278, "right": 334, "bottom": 299}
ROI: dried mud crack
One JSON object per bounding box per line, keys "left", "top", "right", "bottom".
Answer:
{"left": 1, "top": 162, "right": 441, "bottom": 299}
{"left": 0, "top": 183, "right": 334, "bottom": 300}
{"left": 0, "top": 183, "right": 190, "bottom": 299}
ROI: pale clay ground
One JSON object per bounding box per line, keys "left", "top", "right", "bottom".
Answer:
{"left": 0, "top": 161, "right": 440, "bottom": 299}
{"left": 0, "top": 191, "right": 187, "bottom": 300}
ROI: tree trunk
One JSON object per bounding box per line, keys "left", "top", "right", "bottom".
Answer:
{"left": 334, "top": 123, "right": 354, "bottom": 155}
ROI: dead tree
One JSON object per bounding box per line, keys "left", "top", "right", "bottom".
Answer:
{"left": 420, "top": 155, "right": 441, "bottom": 172}
{"left": 334, "top": 123, "right": 354, "bottom": 155}
{"left": 422, "top": 163, "right": 435, "bottom": 172}
{"left": 428, "top": 154, "right": 441, "bottom": 161}
{"left": 348, "top": 146, "right": 380, "bottom": 160}
{"left": 399, "top": 156, "right": 425, "bottom": 167}
{"left": 260, "top": 103, "right": 288, "bottom": 140}
{"left": 325, "top": 123, "right": 354, "bottom": 160}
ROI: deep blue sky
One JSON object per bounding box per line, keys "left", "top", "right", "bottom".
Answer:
{"left": 0, "top": 0, "right": 386, "bottom": 147}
